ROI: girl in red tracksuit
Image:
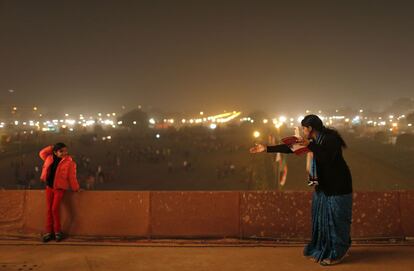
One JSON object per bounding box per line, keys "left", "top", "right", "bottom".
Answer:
{"left": 39, "top": 143, "right": 80, "bottom": 242}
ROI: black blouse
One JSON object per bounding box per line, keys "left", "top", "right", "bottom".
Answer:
{"left": 266, "top": 133, "right": 353, "bottom": 196}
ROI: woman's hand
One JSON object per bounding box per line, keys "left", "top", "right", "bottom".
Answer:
{"left": 249, "top": 144, "right": 266, "bottom": 153}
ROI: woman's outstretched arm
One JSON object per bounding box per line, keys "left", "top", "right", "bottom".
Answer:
{"left": 250, "top": 143, "right": 293, "bottom": 154}
{"left": 266, "top": 144, "right": 293, "bottom": 153}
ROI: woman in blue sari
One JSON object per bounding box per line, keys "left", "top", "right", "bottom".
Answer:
{"left": 250, "top": 114, "right": 353, "bottom": 266}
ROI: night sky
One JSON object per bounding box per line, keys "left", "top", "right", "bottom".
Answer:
{"left": 1, "top": 0, "right": 414, "bottom": 114}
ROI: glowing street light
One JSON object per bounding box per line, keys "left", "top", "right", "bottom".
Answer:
{"left": 253, "top": 131, "right": 261, "bottom": 138}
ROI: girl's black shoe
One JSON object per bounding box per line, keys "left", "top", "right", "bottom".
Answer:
{"left": 42, "top": 233, "right": 54, "bottom": 243}
{"left": 55, "top": 232, "right": 64, "bottom": 242}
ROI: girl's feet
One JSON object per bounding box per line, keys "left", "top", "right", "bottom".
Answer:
{"left": 42, "top": 233, "right": 54, "bottom": 243}
{"left": 55, "top": 232, "right": 64, "bottom": 242}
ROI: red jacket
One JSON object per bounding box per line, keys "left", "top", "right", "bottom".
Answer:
{"left": 39, "top": 145, "right": 80, "bottom": 191}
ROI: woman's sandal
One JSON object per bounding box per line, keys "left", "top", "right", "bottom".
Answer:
{"left": 304, "top": 256, "right": 318, "bottom": 263}
{"left": 320, "top": 253, "right": 349, "bottom": 266}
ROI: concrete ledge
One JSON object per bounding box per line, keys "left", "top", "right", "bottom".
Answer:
{"left": 0, "top": 190, "right": 413, "bottom": 239}
{"left": 351, "top": 192, "right": 403, "bottom": 238}
{"left": 0, "top": 190, "right": 25, "bottom": 234}
{"left": 150, "top": 191, "right": 239, "bottom": 238}
{"left": 240, "top": 191, "right": 312, "bottom": 239}
{"left": 400, "top": 191, "right": 414, "bottom": 237}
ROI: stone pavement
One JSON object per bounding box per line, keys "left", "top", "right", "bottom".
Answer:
{"left": 0, "top": 241, "right": 413, "bottom": 271}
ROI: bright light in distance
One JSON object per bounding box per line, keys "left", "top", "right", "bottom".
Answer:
{"left": 155, "top": 133, "right": 160, "bottom": 139}
{"left": 86, "top": 120, "right": 95, "bottom": 126}
{"left": 65, "top": 119, "right": 76, "bottom": 125}
{"left": 210, "top": 123, "right": 217, "bottom": 129}
{"left": 279, "top": 116, "right": 287, "bottom": 123}
{"left": 253, "top": 131, "right": 260, "bottom": 138}
{"left": 103, "top": 120, "right": 113, "bottom": 125}
{"left": 263, "top": 119, "right": 268, "bottom": 124}
{"left": 149, "top": 118, "right": 156, "bottom": 124}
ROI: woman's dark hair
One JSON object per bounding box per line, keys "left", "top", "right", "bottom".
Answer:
{"left": 53, "top": 142, "right": 67, "bottom": 152}
{"left": 301, "top": 114, "right": 347, "bottom": 148}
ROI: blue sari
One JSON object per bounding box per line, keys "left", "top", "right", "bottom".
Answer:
{"left": 303, "top": 190, "right": 353, "bottom": 262}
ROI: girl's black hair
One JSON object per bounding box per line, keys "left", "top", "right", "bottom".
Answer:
{"left": 53, "top": 142, "right": 67, "bottom": 152}
{"left": 301, "top": 114, "right": 347, "bottom": 148}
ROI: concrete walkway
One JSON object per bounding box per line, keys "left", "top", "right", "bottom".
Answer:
{"left": 0, "top": 242, "right": 413, "bottom": 271}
